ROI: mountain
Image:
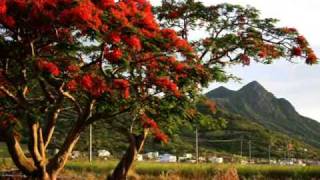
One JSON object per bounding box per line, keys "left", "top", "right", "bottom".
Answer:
{"left": 206, "top": 81, "right": 320, "bottom": 148}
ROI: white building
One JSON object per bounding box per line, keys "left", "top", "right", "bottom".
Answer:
{"left": 143, "top": 152, "right": 159, "bottom": 160}
{"left": 209, "top": 157, "right": 224, "bottom": 164}
{"left": 97, "top": 150, "right": 111, "bottom": 158}
{"left": 159, "top": 154, "right": 177, "bottom": 163}
{"left": 136, "top": 154, "right": 143, "bottom": 161}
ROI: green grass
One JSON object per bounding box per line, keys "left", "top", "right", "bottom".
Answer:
{"left": 0, "top": 143, "right": 9, "bottom": 157}
{"left": 65, "top": 160, "right": 320, "bottom": 179}
{"left": 2, "top": 156, "right": 320, "bottom": 179}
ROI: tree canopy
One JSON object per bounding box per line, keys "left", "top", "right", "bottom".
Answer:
{"left": 0, "top": 0, "right": 317, "bottom": 179}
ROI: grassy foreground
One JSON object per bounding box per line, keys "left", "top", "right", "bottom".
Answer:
{"left": 65, "top": 160, "right": 320, "bottom": 179}
{"left": 1, "top": 159, "right": 320, "bottom": 179}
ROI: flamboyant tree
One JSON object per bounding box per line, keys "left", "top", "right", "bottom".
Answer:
{"left": 0, "top": 0, "right": 208, "bottom": 179}
{"left": 108, "top": 0, "right": 319, "bottom": 179}
{"left": 0, "top": 0, "right": 317, "bottom": 180}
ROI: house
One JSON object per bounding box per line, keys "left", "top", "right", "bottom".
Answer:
{"left": 159, "top": 154, "right": 177, "bottom": 163}
{"left": 209, "top": 157, "right": 224, "bottom": 164}
{"left": 71, "top": 151, "right": 81, "bottom": 159}
{"left": 136, "top": 154, "right": 143, "bottom": 161}
{"left": 143, "top": 152, "right": 159, "bottom": 160}
{"left": 178, "top": 153, "right": 193, "bottom": 162}
{"left": 97, "top": 150, "right": 111, "bottom": 159}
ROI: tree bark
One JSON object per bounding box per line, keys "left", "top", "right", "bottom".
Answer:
{"left": 108, "top": 130, "right": 148, "bottom": 180}
{"left": 5, "top": 131, "right": 37, "bottom": 176}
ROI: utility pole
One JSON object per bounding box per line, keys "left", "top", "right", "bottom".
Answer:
{"left": 248, "top": 140, "right": 251, "bottom": 161}
{"left": 89, "top": 124, "right": 92, "bottom": 162}
{"left": 240, "top": 137, "right": 243, "bottom": 157}
{"left": 268, "top": 144, "right": 271, "bottom": 164}
{"left": 195, "top": 128, "right": 199, "bottom": 164}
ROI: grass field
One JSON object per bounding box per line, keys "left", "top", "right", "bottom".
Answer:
{"left": 66, "top": 160, "right": 320, "bottom": 179}
{"left": 1, "top": 142, "right": 320, "bottom": 180}
{"left": 1, "top": 158, "right": 320, "bottom": 179}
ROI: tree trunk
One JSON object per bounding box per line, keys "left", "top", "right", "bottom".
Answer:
{"left": 4, "top": 131, "right": 37, "bottom": 176}
{"left": 108, "top": 130, "right": 148, "bottom": 180}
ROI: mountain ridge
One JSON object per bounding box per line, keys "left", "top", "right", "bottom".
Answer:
{"left": 206, "top": 81, "right": 320, "bottom": 148}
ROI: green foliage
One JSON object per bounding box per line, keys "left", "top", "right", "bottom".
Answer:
{"left": 207, "top": 81, "right": 320, "bottom": 150}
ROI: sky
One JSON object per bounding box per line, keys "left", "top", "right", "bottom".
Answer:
{"left": 150, "top": 0, "right": 320, "bottom": 121}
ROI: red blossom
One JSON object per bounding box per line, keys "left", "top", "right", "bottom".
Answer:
{"left": 66, "top": 80, "right": 77, "bottom": 92}
{"left": 141, "top": 13, "right": 158, "bottom": 30}
{"left": 66, "top": 65, "right": 80, "bottom": 72}
{"left": 81, "top": 74, "right": 94, "bottom": 90}
{"left": 161, "top": 29, "right": 178, "bottom": 42}
{"left": 240, "top": 54, "right": 250, "bottom": 65}
{"left": 0, "top": 1, "right": 7, "bottom": 15}
{"left": 175, "top": 63, "right": 188, "bottom": 72}
{"left": 2, "top": 16, "right": 16, "bottom": 28}
{"left": 155, "top": 77, "right": 180, "bottom": 97}
{"left": 109, "top": 32, "right": 121, "bottom": 43}
{"left": 0, "top": 112, "right": 17, "bottom": 129}
{"left": 281, "top": 27, "right": 297, "bottom": 34}
{"left": 174, "top": 38, "right": 193, "bottom": 52}
{"left": 258, "top": 50, "right": 267, "bottom": 58}
{"left": 100, "top": 0, "right": 115, "bottom": 9}
{"left": 38, "top": 60, "right": 60, "bottom": 76}
{"left": 125, "top": 35, "right": 142, "bottom": 51}
{"left": 306, "top": 53, "right": 317, "bottom": 64}
{"left": 205, "top": 99, "right": 217, "bottom": 113}
{"left": 90, "top": 77, "right": 108, "bottom": 97}
{"left": 113, "top": 79, "right": 129, "bottom": 88}
{"left": 113, "top": 79, "right": 130, "bottom": 99}
{"left": 106, "top": 48, "right": 123, "bottom": 62}
{"left": 59, "top": 0, "right": 102, "bottom": 30}
{"left": 154, "top": 130, "right": 168, "bottom": 143}
{"left": 297, "top": 35, "right": 307, "bottom": 48}
{"left": 81, "top": 74, "right": 108, "bottom": 97}
{"left": 141, "top": 114, "right": 158, "bottom": 129}
{"left": 167, "top": 11, "right": 180, "bottom": 19}
{"left": 292, "top": 47, "right": 302, "bottom": 56}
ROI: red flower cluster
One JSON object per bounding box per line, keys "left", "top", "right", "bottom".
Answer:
{"left": 38, "top": 60, "right": 60, "bottom": 76}
{"left": 297, "top": 35, "right": 308, "bottom": 48}
{"left": 59, "top": 0, "right": 103, "bottom": 30}
{"left": 258, "top": 50, "right": 267, "bottom": 58}
{"left": 109, "top": 32, "right": 121, "bottom": 43}
{"left": 167, "top": 11, "right": 180, "bottom": 19}
{"left": 154, "top": 131, "right": 168, "bottom": 143}
{"left": 205, "top": 99, "right": 217, "bottom": 113}
{"left": 0, "top": 111, "right": 17, "bottom": 129}
{"left": 160, "top": 29, "right": 193, "bottom": 54}
{"left": 240, "top": 54, "right": 250, "bottom": 65}
{"left": 100, "top": 0, "right": 115, "bottom": 9}
{"left": 306, "top": 53, "right": 317, "bottom": 64}
{"left": 81, "top": 74, "right": 109, "bottom": 97}
{"left": 0, "top": 1, "right": 7, "bottom": 15}
{"left": 292, "top": 47, "right": 302, "bottom": 56}
{"left": 161, "top": 29, "right": 178, "bottom": 42}
{"left": 0, "top": 1, "right": 15, "bottom": 28}
{"left": 125, "top": 35, "right": 142, "bottom": 51}
{"left": 105, "top": 48, "right": 123, "bottom": 62}
{"left": 66, "top": 65, "right": 80, "bottom": 73}
{"left": 155, "top": 77, "right": 181, "bottom": 97}
{"left": 174, "top": 39, "right": 193, "bottom": 52}
{"left": 141, "top": 114, "right": 158, "bottom": 129}
{"left": 281, "top": 27, "right": 297, "bottom": 34}
{"left": 113, "top": 79, "right": 130, "bottom": 99}
{"left": 66, "top": 80, "right": 78, "bottom": 92}
{"left": 175, "top": 63, "right": 188, "bottom": 72}
{"left": 140, "top": 113, "right": 168, "bottom": 143}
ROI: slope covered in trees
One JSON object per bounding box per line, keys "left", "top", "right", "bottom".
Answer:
{"left": 207, "top": 81, "right": 320, "bottom": 149}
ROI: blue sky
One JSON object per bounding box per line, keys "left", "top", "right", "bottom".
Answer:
{"left": 150, "top": 0, "right": 320, "bottom": 121}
